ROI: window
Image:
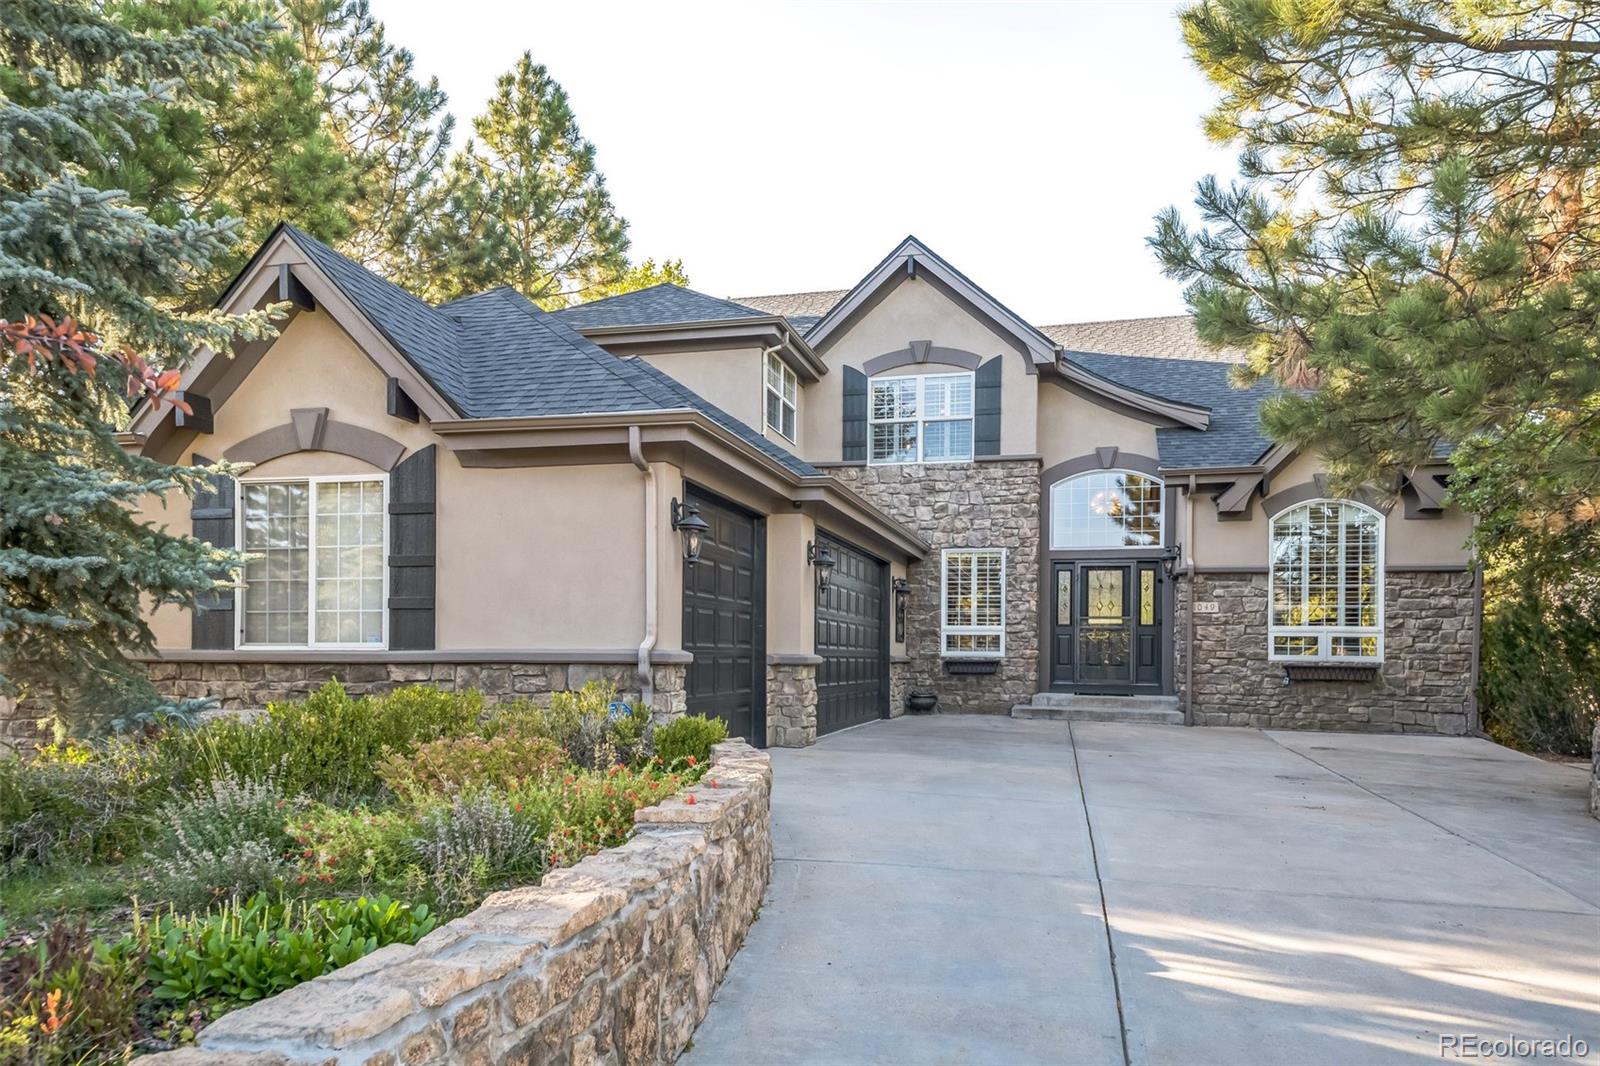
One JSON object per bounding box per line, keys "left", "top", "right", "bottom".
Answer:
{"left": 942, "top": 549, "right": 1005, "bottom": 656}
{"left": 869, "top": 372, "right": 974, "bottom": 464}
{"left": 764, "top": 352, "right": 797, "bottom": 442}
{"left": 1269, "top": 500, "right": 1383, "bottom": 661}
{"left": 239, "top": 477, "right": 386, "bottom": 648}
{"left": 1050, "top": 471, "right": 1164, "bottom": 548}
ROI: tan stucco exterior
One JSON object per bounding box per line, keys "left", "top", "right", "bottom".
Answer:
{"left": 1187, "top": 450, "right": 1474, "bottom": 570}
{"left": 636, "top": 346, "right": 800, "bottom": 452}
{"left": 802, "top": 278, "right": 1039, "bottom": 458}
{"left": 1036, "top": 382, "right": 1161, "bottom": 469}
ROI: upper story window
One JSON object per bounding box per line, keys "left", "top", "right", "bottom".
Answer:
{"left": 1050, "top": 471, "right": 1164, "bottom": 549}
{"left": 764, "top": 352, "right": 797, "bottom": 442}
{"left": 1269, "top": 500, "right": 1383, "bottom": 661}
{"left": 239, "top": 476, "right": 386, "bottom": 648}
{"left": 869, "top": 372, "right": 974, "bottom": 464}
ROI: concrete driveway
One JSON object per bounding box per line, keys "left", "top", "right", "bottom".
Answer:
{"left": 684, "top": 716, "right": 1600, "bottom": 1066}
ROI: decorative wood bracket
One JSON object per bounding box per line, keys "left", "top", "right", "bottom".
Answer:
{"left": 173, "top": 392, "right": 214, "bottom": 434}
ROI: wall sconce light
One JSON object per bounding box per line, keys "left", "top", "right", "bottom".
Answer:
{"left": 670, "top": 498, "right": 710, "bottom": 565}
{"left": 1162, "top": 546, "right": 1182, "bottom": 579}
{"left": 808, "top": 540, "right": 836, "bottom": 592}
{"left": 892, "top": 578, "right": 910, "bottom": 643}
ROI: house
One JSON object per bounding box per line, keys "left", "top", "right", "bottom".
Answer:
{"left": 123, "top": 227, "right": 1479, "bottom": 745}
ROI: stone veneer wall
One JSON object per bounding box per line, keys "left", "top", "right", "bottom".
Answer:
{"left": 1176, "top": 570, "right": 1476, "bottom": 733}
{"left": 146, "top": 740, "right": 771, "bottom": 1066}
{"left": 143, "top": 660, "right": 689, "bottom": 720}
{"left": 889, "top": 658, "right": 910, "bottom": 718}
{"left": 766, "top": 662, "right": 818, "bottom": 747}
{"left": 830, "top": 460, "right": 1040, "bottom": 713}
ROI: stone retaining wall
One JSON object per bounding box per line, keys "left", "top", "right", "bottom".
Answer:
{"left": 830, "top": 460, "right": 1041, "bottom": 713}
{"left": 1590, "top": 719, "right": 1599, "bottom": 820}
{"left": 143, "top": 659, "right": 690, "bottom": 721}
{"left": 1176, "top": 570, "right": 1476, "bottom": 733}
{"left": 147, "top": 740, "right": 772, "bottom": 1066}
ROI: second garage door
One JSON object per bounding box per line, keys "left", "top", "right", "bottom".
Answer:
{"left": 814, "top": 534, "right": 886, "bottom": 736}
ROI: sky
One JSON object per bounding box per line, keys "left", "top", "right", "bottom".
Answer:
{"left": 373, "top": 0, "right": 1240, "bottom": 325}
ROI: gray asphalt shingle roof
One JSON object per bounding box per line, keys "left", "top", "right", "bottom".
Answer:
{"left": 283, "top": 227, "right": 818, "bottom": 476}
{"left": 1065, "top": 351, "right": 1277, "bottom": 469}
{"left": 551, "top": 285, "right": 769, "bottom": 329}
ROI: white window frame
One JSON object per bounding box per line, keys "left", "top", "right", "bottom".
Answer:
{"left": 235, "top": 474, "right": 390, "bottom": 651}
{"left": 1049, "top": 469, "right": 1166, "bottom": 550}
{"left": 764, "top": 351, "right": 798, "bottom": 443}
{"left": 940, "top": 547, "right": 1006, "bottom": 658}
{"left": 868, "top": 371, "right": 975, "bottom": 465}
{"left": 1266, "top": 498, "right": 1384, "bottom": 663}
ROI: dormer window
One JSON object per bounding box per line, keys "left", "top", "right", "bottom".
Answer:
{"left": 765, "top": 351, "right": 797, "bottom": 442}
{"left": 869, "top": 372, "right": 974, "bottom": 464}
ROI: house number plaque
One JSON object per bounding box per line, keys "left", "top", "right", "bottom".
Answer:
{"left": 1194, "top": 601, "right": 1220, "bottom": 614}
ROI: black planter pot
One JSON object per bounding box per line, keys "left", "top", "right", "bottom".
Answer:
{"left": 905, "top": 689, "right": 938, "bottom": 714}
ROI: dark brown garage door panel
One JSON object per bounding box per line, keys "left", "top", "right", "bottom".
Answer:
{"left": 815, "top": 534, "right": 886, "bottom": 736}
{"left": 683, "top": 490, "right": 762, "bottom": 744}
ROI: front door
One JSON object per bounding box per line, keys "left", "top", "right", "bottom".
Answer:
{"left": 1050, "top": 561, "right": 1164, "bottom": 694}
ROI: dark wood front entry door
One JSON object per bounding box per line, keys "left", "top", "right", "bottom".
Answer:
{"left": 1050, "top": 560, "right": 1165, "bottom": 694}
{"left": 682, "top": 488, "right": 765, "bottom": 745}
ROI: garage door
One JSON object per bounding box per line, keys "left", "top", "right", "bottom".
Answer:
{"left": 815, "top": 534, "right": 886, "bottom": 736}
{"left": 682, "top": 489, "right": 762, "bottom": 743}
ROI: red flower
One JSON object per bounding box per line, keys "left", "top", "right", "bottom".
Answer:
{"left": 686, "top": 756, "right": 697, "bottom": 767}
{"left": 685, "top": 794, "right": 697, "bottom": 805}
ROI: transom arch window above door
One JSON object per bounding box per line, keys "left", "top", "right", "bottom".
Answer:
{"left": 1269, "top": 499, "right": 1383, "bottom": 661}
{"left": 1049, "top": 470, "right": 1164, "bottom": 549}
{"left": 869, "top": 372, "right": 974, "bottom": 464}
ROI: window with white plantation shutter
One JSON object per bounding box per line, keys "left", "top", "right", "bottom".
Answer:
{"left": 869, "top": 372, "right": 974, "bottom": 464}
{"left": 942, "top": 548, "right": 1005, "bottom": 657}
{"left": 1268, "top": 500, "right": 1383, "bottom": 661}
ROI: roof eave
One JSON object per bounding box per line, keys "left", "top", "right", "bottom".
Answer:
{"left": 1052, "top": 359, "right": 1211, "bottom": 430}
{"left": 573, "top": 316, "right": 828, "bottom": 380}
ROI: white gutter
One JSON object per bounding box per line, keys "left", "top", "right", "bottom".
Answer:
{"left": 628, "top": 425, "right": 657, "bottom": 713}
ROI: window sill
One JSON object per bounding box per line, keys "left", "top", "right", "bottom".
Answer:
{"left": 942, "top": 658, "right": 1000, "bottom": 675}
{"left": 1280, "top": 663, "right": 1382, "bottom": 682}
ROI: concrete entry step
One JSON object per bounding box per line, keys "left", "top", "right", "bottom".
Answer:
{"left": 1011, "top": 693, "right": 1182, "bottom": 725}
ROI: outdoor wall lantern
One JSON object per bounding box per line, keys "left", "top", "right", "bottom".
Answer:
{"left": 892, "top": 578, "right": 910, "bottom": 643}
{"left": 1161, "top": 546, "right": 1182, "bottom": 579}
{"left": 670, "top": 498, "right": 710, "bottom": 565}
{"left": 808, "top": 541, "right": 836, "bottom": 592}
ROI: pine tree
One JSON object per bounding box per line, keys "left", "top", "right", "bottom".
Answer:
{"left": 1150, "top": 0, "right": 1600, "bottom": 586}
{"left": 585, "top": 258, "right": 690, "bottom": 301}
{"left": 414, "top": 52, "right": 630, "bottom": 307}
{"left": 283, "top": 0, "right": 453, "bottom": 281}
{"left": 1, "top": 0, "right": 276, "bottom": 733}
{"left": 105, "top": 0, "right": 356, "bottom": 304}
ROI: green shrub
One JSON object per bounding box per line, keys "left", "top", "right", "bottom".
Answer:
{"left": 536, "top": 764, "right": 686, "bottom": 869}
{"left": 411, "top": 791, "right": 546, "bottom": 913}
{"left": 653, "top": 714, "right": 727, "bottom": 770}
{"left": 1480, "top": 590, "right": 1600, "bottom": 756}
{"left": 139, "top": 892, "right": 436, "bottom": 1009}
{"left": 153, "top": 682, "right": 482, "bottom": 799}
{"left": 0, "top": 741, "right": 162, "bottom": 872}
{"left": 376, "top": 728, "right": 566, "bottom": 799}
{"left": 148, "top": 772, "right": 300, "bottom": 907}
{"left": 0, "top": 917, "right": 145, "bottom": 1065}
{"left": 490, "top": 682, "right": 652, "bottom": 769}
{"left": 287, "top": 804, "right": 424, "bottom": 892}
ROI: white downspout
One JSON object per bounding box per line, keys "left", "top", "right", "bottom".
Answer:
{"left": 629, "top": 426, "right": 657, "bottom": 712}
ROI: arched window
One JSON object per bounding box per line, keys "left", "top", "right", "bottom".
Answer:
{"left": 1269, "top": 500, "right": 1383, "bottom": 661}
{"left": 1049, "top": 471, "right": 1164, "bottom": 549}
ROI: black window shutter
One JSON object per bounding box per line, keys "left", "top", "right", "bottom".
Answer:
{"left": 388, "top": 445, "right": 436, "bottom": 650}
{"left": 975, "top": 357, "right": 1002, "bottom": 457}
{"left": 189, "top": 454, "right": 236, "bottom": 649}
{"left": 842, "top": 367, "right": 868, "bottom": 462}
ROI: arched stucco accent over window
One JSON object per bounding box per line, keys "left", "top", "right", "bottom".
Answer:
{"left": 1268, "top": 498, "right": 1385, "bottom": 662}
{"left": 224, "top": 407, "right": 407, "bottom": 470}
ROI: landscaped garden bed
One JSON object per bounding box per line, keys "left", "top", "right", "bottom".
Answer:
{"left": 0, "top": 680, "right": 727, "bottom": 1063}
